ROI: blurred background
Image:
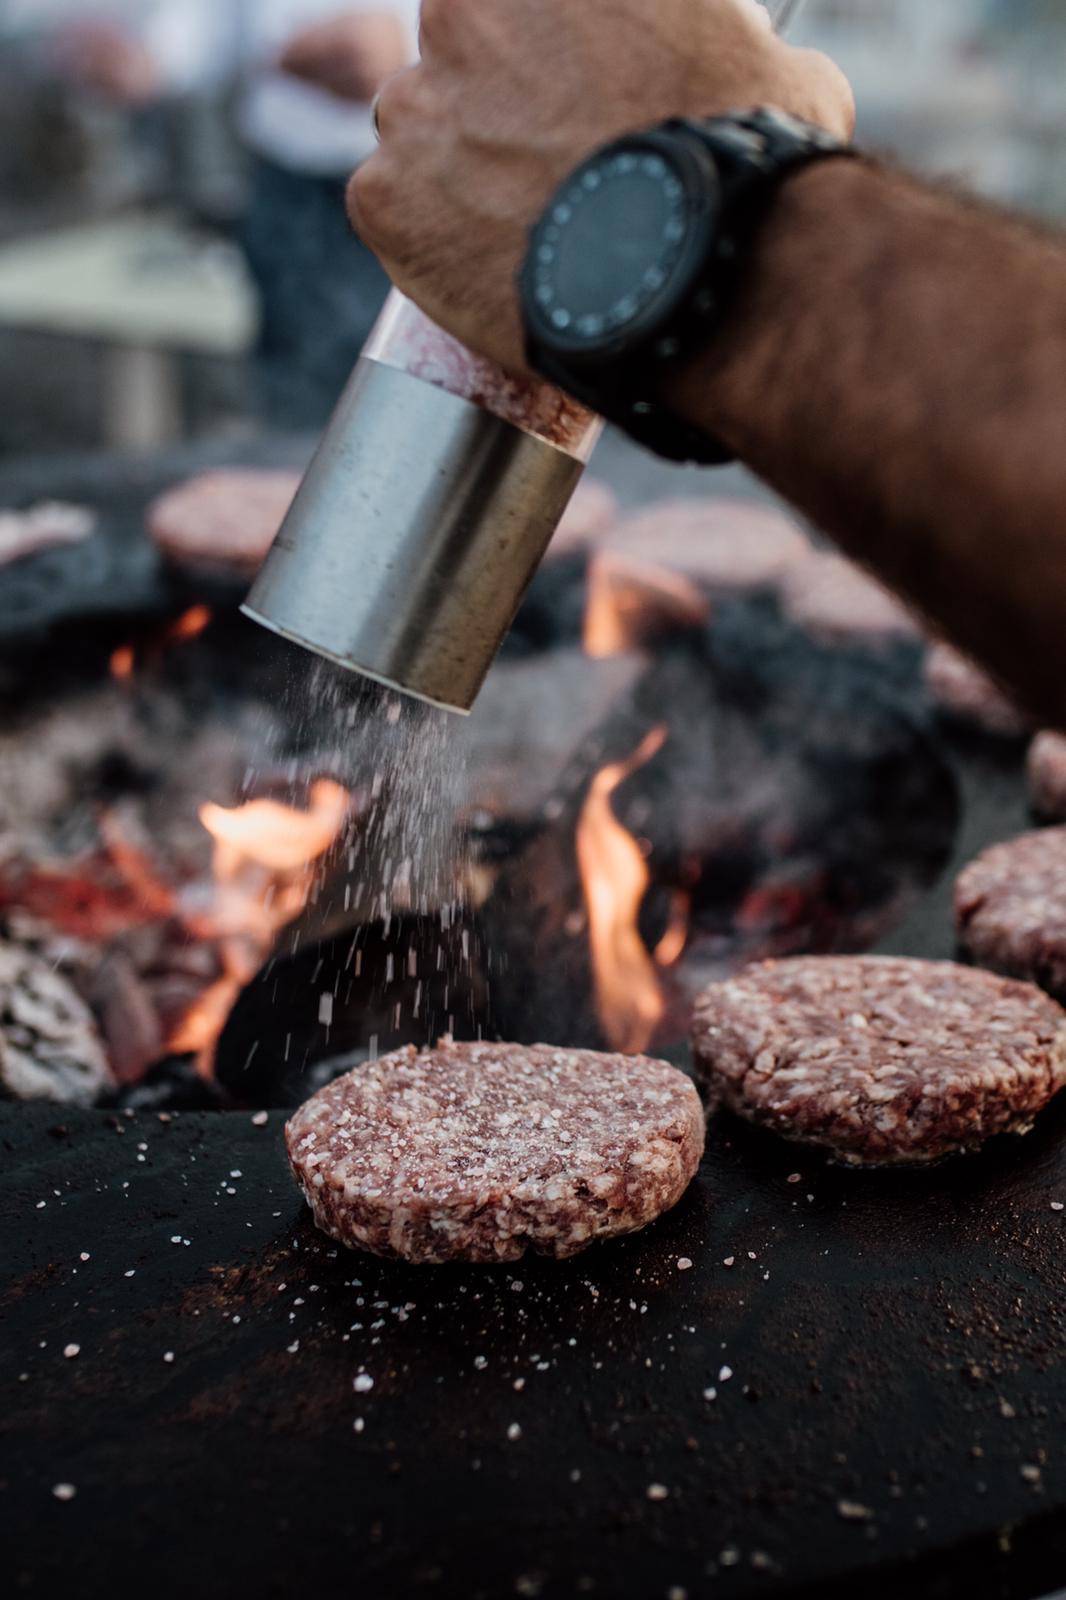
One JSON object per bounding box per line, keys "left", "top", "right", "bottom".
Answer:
{"left": 0, "top": 0, "right": 1064, "bottom": 459}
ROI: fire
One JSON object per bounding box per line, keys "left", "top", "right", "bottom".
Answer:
{"left": 171, "top": 779, "right": 351, "bottom": 1071}
{"left": 110, "top": 645, "right": 135, "bottom": 681}
{"left": 576, "top": 725, "right": 668, "bottom": 1054}
{"left": 108, "top": 607, "right": 213, "bottom": 682}
{"left": 584, "top": 550, "right": 709, "bottom": 659}
{"left": 166, "top": 605, "right": 212, "bottom": 643}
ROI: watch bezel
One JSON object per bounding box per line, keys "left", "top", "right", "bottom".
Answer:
{"left": 520, "top": 125, "right": 723, "bottom": 368}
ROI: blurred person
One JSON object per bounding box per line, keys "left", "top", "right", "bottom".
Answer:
{"left": 352, "top": 0, "right": 1066, "bottom": 727}
{"left": 42, "top": 1, "right": 420, "bottom": 425}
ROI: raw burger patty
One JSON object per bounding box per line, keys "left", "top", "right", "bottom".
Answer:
{"left": 956, "top": 828, "right": 1066, "bottom": 1002}
{"left": 924, "top": 642, "right": 1028, "bottom": 737}
{"left": 781, "top": 552, "right": 919, "bottom": 646}
{"left": 147, "top": 469, "right": 300, "bottom": 576}
{"left": 605, "top": 497, "right": 810, "bottom": 595}
{"left": 1028, "top": 732, "right": 1066, "bottom": 819}
{"left": 285, "top": 1039, "right": 705, "bottom": 1263}
{"left": 691, "top": 955, "right": 1066, "bottom": 1166}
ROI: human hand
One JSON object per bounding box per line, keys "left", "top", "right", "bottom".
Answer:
{"left": 55, "top": 21, "right": 161, "bottom": 106}
{"left": 280, "top": 10, "right": 411, "bottom": 105}
{"left": 349, "top": 0, "right": 854, "bottom": 374}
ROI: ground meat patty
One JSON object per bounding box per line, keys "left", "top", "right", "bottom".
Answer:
{"left": 956, "top": 829, "right": 1066, "bottom": 1002}
{"left": 605, "top": 497, "right": 811, "bottom": 595}
{"left": 924, "top": 642, "right": 1028, "bottom": 737}
{"left": 285, "top": 1039, "right": 705, "bottom": 1263}
{"left": 781, "top": 552, "right": 920, "bottom": 646}
{"left": 147, "top": 469, "right": 301, "bottom": 576}
{"left": 691, "top": 955, "right": 1066, "bottom": 1166}
{"left": 1028, "top": 732, "right": 1066, "bottom": 819}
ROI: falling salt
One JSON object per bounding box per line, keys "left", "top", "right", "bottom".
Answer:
{"left": 646, "top": 1483, "right": 669, "bottom": 1501}
{"left": 353, "top": 1373, "right": 374, "bottom": 1393}
{"left": 676, "top": 1258, "right": 693, "bottom": 1272}
{"left": 52, "top": 1484, "right": 76, "bottom": 1502}
{"left": 318, "top": 993, "right": 334, "bottom": 1027}
{"left": 63, "top": 1344, "right": 80, "bottom": 1359}
{"left": 506, "top": 1423, "right": 522, "bottom": 1441}
{"left": 251, "top": 1112, "right": 268, "bottom": 1127}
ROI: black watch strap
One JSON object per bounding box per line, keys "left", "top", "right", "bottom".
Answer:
{"left": 525, "top": 108, "right": 854, "bottom": 466}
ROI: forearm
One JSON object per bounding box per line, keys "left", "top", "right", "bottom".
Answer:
{"left": 671, "top": 159, "right": 1066, "bottom": 725}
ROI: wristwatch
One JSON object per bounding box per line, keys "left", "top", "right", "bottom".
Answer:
{"left": 519, "top": 108, "right": 854, "bottom": 465}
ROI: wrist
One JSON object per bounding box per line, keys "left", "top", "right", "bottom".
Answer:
{"left": 521, "top": 110, "right": 855, "bottom": 465}
{"left": 664, "top": 157, "right": 869, "bottom": 456}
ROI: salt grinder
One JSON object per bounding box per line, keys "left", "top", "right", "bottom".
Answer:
{"left": 244, "top": 0, "right": 805, "bottom": 715}
{"left": 243, "top": 294, "right": 601, "bottom": 714}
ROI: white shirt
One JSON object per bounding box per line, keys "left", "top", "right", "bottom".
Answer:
{"left": 4, "top": 0, "right": 422, "bottom": 176}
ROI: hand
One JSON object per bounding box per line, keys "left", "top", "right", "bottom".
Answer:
{"left": 280, "top": 10, "right": 412, "bottom": 105}
{"left": 55, "top": 21, "right": 161, "bottom": 106}
{"left": 349, "top": 0, "right": 854, "bottom": 374}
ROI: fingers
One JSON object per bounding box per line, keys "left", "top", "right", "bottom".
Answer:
{"left": 419, "top": 0, "right": 475, "bottom": 62}
{"left": 790, "top": 45, "right": 856, "bottom": 140}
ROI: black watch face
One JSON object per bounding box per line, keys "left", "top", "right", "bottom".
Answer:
{"left": 524, "top": 133, "right": 718, "bottom": 359}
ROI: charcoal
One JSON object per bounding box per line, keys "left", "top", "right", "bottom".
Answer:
{"left": 110, "top": 1055, "right": 225, "bottom": 1113}
{"left": 0, "top": 942, "right": 113, "bottom": 1105}
{"left": 215, "top": 912, "right": 493, "bottom": 1108}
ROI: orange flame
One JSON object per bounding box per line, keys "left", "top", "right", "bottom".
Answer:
{"left": 166, "top": 605, "right": 212, "bottom": 643}
{"left": 110, "top": 645, "right": 135, "bottom": 681}
{"left": 583, "top": 551, "right": 709, "bottom": 659}
{"left": 576, "top": 726, "right": 668, "bottom": 1054}
{"left": 169, "top": 779, "right": 351, "bottom": 1072}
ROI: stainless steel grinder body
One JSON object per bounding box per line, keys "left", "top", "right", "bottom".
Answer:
{"left": 243, "top": 348, "right": 588, "bottom": 713}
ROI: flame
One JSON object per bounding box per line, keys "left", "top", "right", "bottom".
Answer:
{"left": 654, "top": 890, "right": 691, "bottom": 968}
{"left": 110, "top": 645, "right": 135, "bottom": 681}
{"left": 170, "top": 779, "right": 351, "bottom": 1072}
{"left": 166, "top": 605, "right": 212, "bottom": 643}
{"left": 584, "top": 551, "right": 709, "bottom": 659}
{"left": 107, "top": 608, "right": 212, "bottom": 684}
{"left": 576, "top": 726, "right": 668, "bottom": 1053}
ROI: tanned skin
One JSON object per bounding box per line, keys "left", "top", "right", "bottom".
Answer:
{"left": 351, "top": 0, "right": 1066, "bottom": 724}
{"left": 672, "top": 159, "right": 1066, "bottom": 726}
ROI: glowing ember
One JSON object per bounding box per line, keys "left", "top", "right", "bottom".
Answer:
{"left": 166, "top": 605, "right": 212, "bottom": 643}
{"left": 583, "top": 551, "right": 709, "bottom": 659}
{"left": 576, "top": 726, "right": 668, "bottom": 1054}
{"left": 107, "top": 607, "right": 212, "bottom": 684}
{"left": 172, "top": 779, "right": 351, "bottom": 1071}
{"left": 110, "top": 645, "right": 135, "bottom": 681}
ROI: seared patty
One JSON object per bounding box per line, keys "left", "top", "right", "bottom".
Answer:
{"left": 691, "top": 955, "right": 1066, "bottom": 1166}
{"left": 286, "top": 1038, "right": 705, "bottom": 1264}
{"left": 956, "top": 829, "right": 1066, "bottom": 1004}
{"left": 147, "top": 469, "right": 300, "bottom": 576}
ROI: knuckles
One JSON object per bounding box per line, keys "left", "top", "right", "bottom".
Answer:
{"left": 347, "top": 158, "right": 392, "bottom": 246}
{"left": 419, "top": 0, "right": 476, "bottom": 55}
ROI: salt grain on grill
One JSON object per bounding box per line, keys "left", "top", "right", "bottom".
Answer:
{"left": 79, "top": 1253, "right": 89, "bottom": 1262}
{"left": 676, "top": 1257, "right": 693, "bottom": 1271}
{"left": 1051, "top": 1201, "right": 1064, "bottom": 1212}
{"left": 837, "top": 1500, "right": 873, "bottom": 1521}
